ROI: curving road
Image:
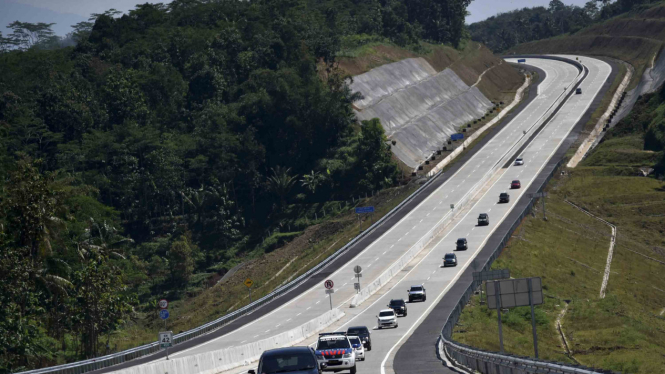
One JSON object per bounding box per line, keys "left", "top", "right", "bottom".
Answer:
{"left": 106, "top": 56, "right": 613, "bottom": 374}
{"left": 165, "top": 58, "right": 581, "bottom": 362}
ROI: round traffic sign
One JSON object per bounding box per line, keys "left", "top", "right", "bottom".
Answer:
{"left": 158, "top": 299, "right": 168, "bottom": 309}
{"left": 324, "top": 279, "right": 334, "bottom": 290}
{"left": 159, "top": 309, "right": 170, "bottom": 320}
{"left": 353, "top": 265, "right": 362, "bottom": 274}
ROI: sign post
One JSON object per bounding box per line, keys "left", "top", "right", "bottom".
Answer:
{"left": 244, "top": 278, "right": 254, "bottom": 302}
{"left": 324, "top": 280, "right": 334, "bottom": 310}
{"left": 487, "top": 277, "right": 543, "bottom": 358}
{"left": 353, "top": 266, "right": 362, "bottom": 294}
{"left": 158, "top": 299, "right": 169, "bottom": 330}
{"left": 159, "top": 331, "right": 173, "bottom": 360}
{"left": 355, "top": 207, "right": 375, "bottom": 234}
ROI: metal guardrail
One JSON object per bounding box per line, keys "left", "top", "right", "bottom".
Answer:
{"left": 438, "top": 56, "right": 619, "bottom": 374}
{"left": 20, "top": 149, "right": 455, "bottom": 374}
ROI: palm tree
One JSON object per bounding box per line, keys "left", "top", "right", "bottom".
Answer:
{"left": 267, "top": 166, "right": 298, "bottom": 207}
{"left": 300, "top": 170, "right": 324, "bottom": 194}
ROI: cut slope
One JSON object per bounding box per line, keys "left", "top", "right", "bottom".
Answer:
{"left": 351, "top": 58, "right": 493, "bottom": 169}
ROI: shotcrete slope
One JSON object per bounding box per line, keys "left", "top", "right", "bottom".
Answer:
{"left": 351, "top": 58, "right": 493, "bottom": 169}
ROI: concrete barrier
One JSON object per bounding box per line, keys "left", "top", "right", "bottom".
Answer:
{"left": 110, "top": 309, "right": 344, "bottom": 374}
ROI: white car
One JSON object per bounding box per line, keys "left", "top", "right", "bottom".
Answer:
{"left": 514, "top": 157, "right": 524, "bottom": 166}
{"left": 315, "top": 332, "right": 357, "bottom": 373}
{"left": 377, "top": 309, "right": 398, "bottom": 329}
{"left": 348, "top": 335, "right": 365, "bottom": 361}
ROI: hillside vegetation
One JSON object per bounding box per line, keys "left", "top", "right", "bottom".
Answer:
{"left": 453, "top": 46, "right": 665, "bottom": 374}
{"left": 470, "top": 0, "right": 659, "bottom": 53}
{"left": 0, "top": 0, "right": 492, "bottom": 372}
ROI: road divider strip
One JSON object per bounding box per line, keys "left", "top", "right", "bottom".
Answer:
{"left": 110, "top": 309, "right": 344, "bottom": 374}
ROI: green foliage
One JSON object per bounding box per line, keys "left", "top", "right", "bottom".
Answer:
{"left": 468, "top": 0, "right": 650, "bottom": 52}
{"left": 0, "top": 0, "right": 473, "bottom": 368}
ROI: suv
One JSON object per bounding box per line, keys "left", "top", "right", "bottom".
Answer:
{"left": 377, "top": 309, "right": 398, "bottom": 329}
{"left": 315, "top": 332, "right": 356, "bottom": 373}
{"left": 388, "top": 299, "right": 407, "bottom": 316}
{"left": 347, "top": 335, "right": 365, "bottom": 361}
{"left": 456, "top": 238, "right": 468, "bottom": 251}
{"left": 250, "top": 346, "right": 324, "bottom": 374}
{"left": 346, "top": 326, "right": 371, "bottom": 351}
{"left": 407, "top": 285, "right": 426, "bottom": 302}
{"left": 443, "top": 253, "right": 458, "bottom": 267}
{"left": 499, "top": 192, "right": 510, "bottom": 203}
{"left": 478, "top": 213, "right": 489, "bottom": 226}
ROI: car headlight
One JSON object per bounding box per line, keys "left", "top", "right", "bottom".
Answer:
{"left": 362, "top": 339, "right": 367, "bottom": 343}
{"left": 343, "top": 352, "right": 353, "bottom": 358}
{"left": 316, "top": 353, "right": 324, "bottom": 359}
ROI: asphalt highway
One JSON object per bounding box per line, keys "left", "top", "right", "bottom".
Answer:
{"left": 167, "top": 57, "right": 583, "bottom": 362}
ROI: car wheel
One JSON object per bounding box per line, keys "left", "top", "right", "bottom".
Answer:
{"left": 368, "top": 344, "right": 372, "bottom": 351}
{"left": 404, "top": 312, "right": 407, "bottom": 316}
{"left": 408, "top": 297, "right": 413, "bottom": 303}
{"left": 395, "top": 323, "right": 399, "bottom": 328}
{"left": 350, "top": 365, "right": 357, "bottom": 374}
{"left": 423, "top": 296, "right": 427, "bottom": 301}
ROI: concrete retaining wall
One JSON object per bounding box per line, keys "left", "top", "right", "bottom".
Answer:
{"left": 351, "top": 58, "right": 494, "bottom": 169}
{"left": 110, "top": 309, "right": 344, "bottom": 374}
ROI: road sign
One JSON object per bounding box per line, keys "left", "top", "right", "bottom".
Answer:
{"left": 244, "top": 278, "right": 253, "bottom": 288}
{"left": 325, "top": 289, "right": 335, "bottom": 294}
{"left": 159, "top": 309, "right": 170, "bottom": 320}
{"left": 158, "top": 299, "right": 168, "bottom": 309}
{"left": 355, "top": 206, "right": 375, "bottom": 214}
{"left": 451, "top": 133, "right": 464, "bottom": 141}
{"left": 486, "top": 277, "right": 543, "bottom": 310}
{"left": 354, "top": 265, "right": 362, "bottom": 274}
{"left": 517, "top": 58, "right": 526, "bottom": 63}
{"left": 324, "top": 279, "right": 334, "bottom": 289}
{"left": 473, "top": 269, "right": 510, "bottom": 282}
{"left": 354, "top": 283, "right": 360, "bottom": 291}
{"left": 159, "top": 331, "right": 173, "bottom": 348}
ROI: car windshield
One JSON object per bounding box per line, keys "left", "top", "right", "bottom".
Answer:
{"left": 513, "top": 180, "right": 519, "bottom": 183}
{"left": 317, "top": 337, "right": 350, "bottom": 350}
{"left": 457, "top": 239, "right": 465, "bottom": 244}
{"left": 261, "top": 352, "right": 317, "bottom": 374}
{"left": 516, "top": 158, "right": 522, "bottom": 161}
{"left": 379, "top": 311, "right": 394, "bottom": 317}
{"left": 347, "top": 328, "right": 367, "bottom": 336}
{"left": 389, "top": 300, "right": 404, "bottom": 306}
{"left": 349, "top": 337, "right": 361, "bottom": 345}
{"left": 479, "top": 214, "right": 487, "bottom": 218}
{"left": 445, "top": 254, "right": 455, "bottom": 259}
{"left": 410, "top": 286, "right": 422, "bottom": 291}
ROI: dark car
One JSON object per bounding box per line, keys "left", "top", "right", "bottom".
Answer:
{"left": 456, "top": 238, "right": 468, "bottom": 251}
{"left": 499, "top": 192, "right": 510, "bottom": 203}
{"left": 407, "top": 285, "right": 426, "bottom": 302}
{"left": 347, "top": 326, "right": 371, "bottom": 351}
{"left": 478, "top": 213, "right": 489, "bottom": 226}
{"left": 576, "top": 87, "right": 582, "bottom": 94}
{"left": 250, "top": 346, "right": 324, "bottom": 374}
{"left": 443, "top": 253, "right": 458, "bottom": 267}
{"left": 388, "top": 299, "right": 408, "bottom": 316}
{"left": 511, "top": 180, "right": 521, "bottom": 189}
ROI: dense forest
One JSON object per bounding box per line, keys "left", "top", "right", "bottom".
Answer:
{"left": 0, "top": 0, "right": 473, "bottom": 371}
{"left": 468, "top": 0, "right": 657, "bottom": 52}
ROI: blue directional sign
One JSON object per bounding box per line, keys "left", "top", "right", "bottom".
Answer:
{"left": 517, "top": 58, "right": 526, "bottom": 63}
{"left": 451, "top": 133, "right": 464, "bottom": 141}
{"left": 355, "top": 206, "right": 375, "bottom": 214}
{"left": 159, "top": 309, "right": 170, "bottom": 320}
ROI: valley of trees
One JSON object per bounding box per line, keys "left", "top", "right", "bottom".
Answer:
{"left": 468, "top": 0, "right": 657, "bottom": 52}
{"left": 0, "top": 0, "right": 473, "bottom": 371}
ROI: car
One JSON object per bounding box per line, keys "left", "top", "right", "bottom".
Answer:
{"left": 346, "top": 326, "right": 371, "bottom": 351}
{"left": 478, "top": 213, "right": 489, "bottom": 226}
{"left": 511, "top": 180, "right": 521, "bottom": 189}
{"left": 499, "top": 192, "right": 510, "bottom": 203}
{"left": 576, "top": 87, "right": 582, "bottom": 94}
{"left": 347, "top": 335, "right": 365, "bottom": 361}
{"left": 388, "top": 299, "right": 407, "bottom": 316}
{"left": 456, "top": 238, "right": 468, "bottom": 251}
{"left": 514, "top": 157, "right": 524, "bottom": 166}
{"left": 315, "top": 332, "right": 357, "bottom": 373}
{"left": 377, "top": 309, "right": 398, "bottom": 329}
{"left": 443, "top": 253, "right": 458, "bottom": 267}
{"left": 249, "top": 346, "right": 325, "bottom": 374}
{"left": 407, "top": 285, "right": 426, "bottom": 302}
